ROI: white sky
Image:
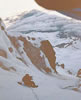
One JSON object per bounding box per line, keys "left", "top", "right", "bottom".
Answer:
{"left": 0, "top": 0, "right": 42, "bottom": 18}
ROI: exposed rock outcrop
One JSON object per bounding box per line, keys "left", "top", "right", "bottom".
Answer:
{"left": 0, "top": 18, "right": 57, "bottom": 74}
{"left": 77, "top": 69, "right": 81, "bottom": 78}
{"left": 40, "top": 40, "right": 56, "bottom": 72}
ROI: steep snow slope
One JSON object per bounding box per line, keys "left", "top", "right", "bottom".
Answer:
{"left": 0, "top": 10, "right": 81, "bottom": 100}
{"left": 0, "top": 17, "right": 57, "bottom": 74}
{"left": 7, "top": 10, "right": 81, "bottom": 75}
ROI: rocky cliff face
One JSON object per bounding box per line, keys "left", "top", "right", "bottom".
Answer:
{"left": 0, "top": 18, "right": 56, "bottom": 74}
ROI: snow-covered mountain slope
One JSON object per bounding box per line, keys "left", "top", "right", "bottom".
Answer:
{"left": 6, "top": 10, "right": 81, "bottom": 75}
{"left": 0, "top": 10, "right": 81, "bottom": 100}
{"left": 0, "top": 17, "right": 58, "bottom": 74}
